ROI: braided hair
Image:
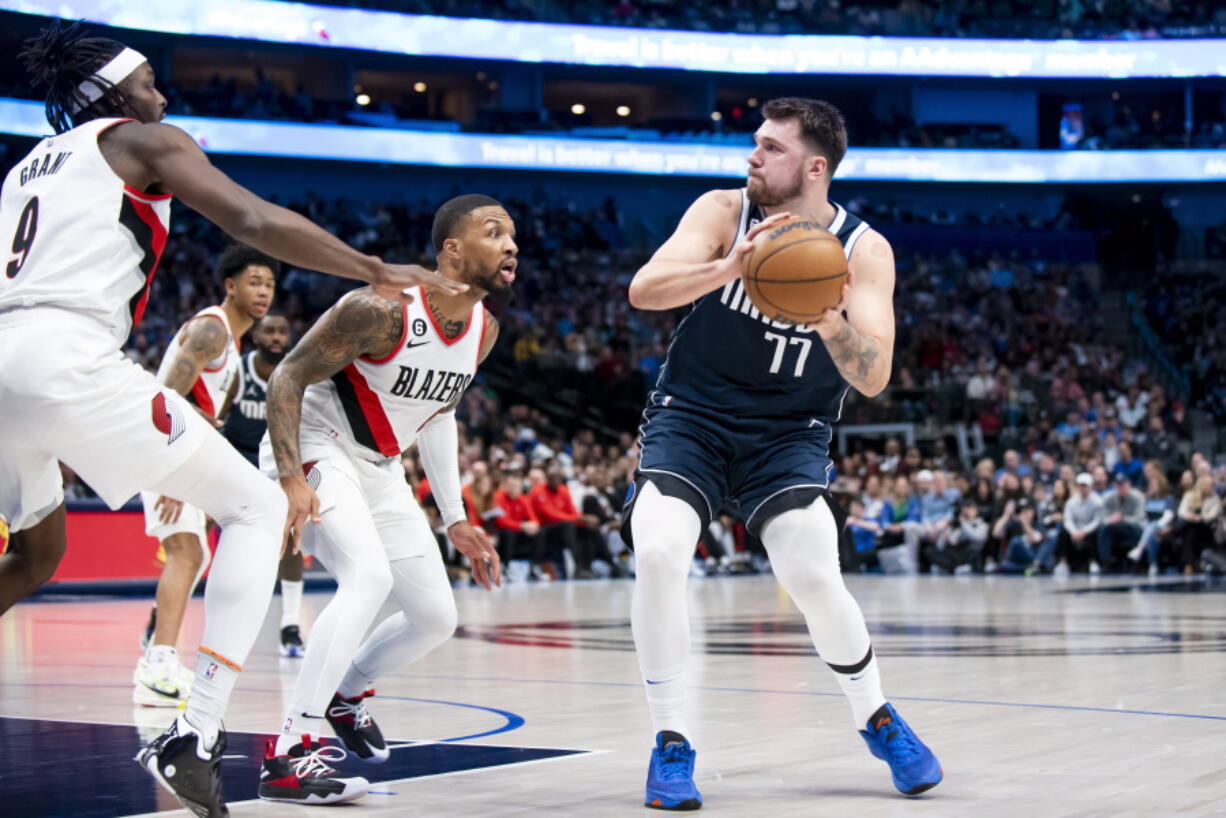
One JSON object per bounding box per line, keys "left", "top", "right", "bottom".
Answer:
{"left": 19, "top": 21, "right": 130, "bottom": 134}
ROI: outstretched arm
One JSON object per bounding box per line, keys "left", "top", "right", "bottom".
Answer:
{"left": 267, "top": 291, "right": 403, "bottom": 549}
{"left": 107, "top": 122, "right": 466, "bottom": 303}
{"left": 805, "top": 229, "right": 896, "bottom": 397}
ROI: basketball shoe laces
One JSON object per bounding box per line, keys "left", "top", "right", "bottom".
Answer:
{"left": 658, "top": 742, "right": 693, "bottom": 782}
{"left": 878, "top": 721, "right": 922, "bottom": 764}
{"left": 289, "top": 743, "right": 349, "bottom": 780}
{"left": 328, "top": 691, "right": 374, "bottom": 729}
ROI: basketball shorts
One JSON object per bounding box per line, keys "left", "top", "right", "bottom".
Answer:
{"left": 625, "top": 395, "right": 840, "bottom": 544}
{"left": 140, "top": 492, "right": 208, "bottom": 544}
{"left": 258, "top": 430, "right": 433, "bottom": 562}
{"left": 0, "top": 309, "right": 210, "bottom": 532}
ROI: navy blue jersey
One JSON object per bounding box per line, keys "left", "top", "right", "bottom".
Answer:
{"left": 222, "top": 351, "right": 268, "bottom": 464}
{"left": 652, "top": 190, "right": 872, "bottom": 421}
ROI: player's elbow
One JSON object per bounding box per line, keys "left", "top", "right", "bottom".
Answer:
{"left": 859, "top": 375, "right": 890, "bottom": 399}
{"left": 627, "top": 276, "right": 652, "bottom": 310}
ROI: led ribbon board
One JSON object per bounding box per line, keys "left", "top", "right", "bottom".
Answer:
{"left": 2, "top": 100, "right": 1223, "bottom": 182}
{"left": 3, "top": 0, "right": 1226, "bottom": 78}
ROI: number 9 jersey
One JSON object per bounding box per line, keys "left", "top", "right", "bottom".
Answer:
{"left": 0, "top": 117, "right": 170, "bottom": 347}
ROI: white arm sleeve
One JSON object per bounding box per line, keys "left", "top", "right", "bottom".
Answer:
{"left": 417, "top": 410, "right": 466, "bottom": 528}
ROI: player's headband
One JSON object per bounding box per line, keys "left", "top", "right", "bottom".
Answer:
{"left": 70, "top": 47, "right": 148, "bottom": 114}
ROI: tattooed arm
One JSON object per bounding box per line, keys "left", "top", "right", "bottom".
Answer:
{"left": 267, "top": 289, "right": 403, "bottom": 549}
{"left": 267, "top": 289, "right": 403, "bottom": 479}
{"left": 161, "top": 315, "right": 228, "bottom": 397}
{"left": 805, "top": 230, "right": 896, "bottom": 398}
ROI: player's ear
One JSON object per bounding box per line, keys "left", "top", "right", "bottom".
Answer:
{"left": 442, "top": 236, "right": 462, "bottom": 262}
{"left": 223, "top": 276, "right": 236, "bottom": 298}
{"left": 808, "top": 154, "right": 828, "bottom": 181}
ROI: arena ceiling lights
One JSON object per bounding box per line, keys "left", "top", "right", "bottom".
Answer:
{"left": 2, "top": 98, "right": 1223, "bottom": 183}
{"left": 5, "top": 0, "right": 1226, "bottom": 78}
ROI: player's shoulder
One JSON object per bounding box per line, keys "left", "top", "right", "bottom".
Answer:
{"left": 848, "top": 226, "right": 894, "bottom": 263}
{"left": 98, "top": 120, "right": 198, "bottom": 156}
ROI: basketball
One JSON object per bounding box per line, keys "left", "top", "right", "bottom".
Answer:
{"left": 744, "top": 218, "right": 848, "bottom": 324}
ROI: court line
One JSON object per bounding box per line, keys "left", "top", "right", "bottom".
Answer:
{"left": 384, "top": 672, "right": 1226, "bottom": 723}
{"left": 0, "top": 686, "right": 529, "bottom": 742}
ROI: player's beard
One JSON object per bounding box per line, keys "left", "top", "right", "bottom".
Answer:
{"left": 747, "top": 172, "right": 803, "bottom": 207}
{"left": 258, "top": 346, "right": 287, "bottom": 365}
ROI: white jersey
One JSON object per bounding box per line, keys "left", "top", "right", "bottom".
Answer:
{"left": 155, "top": 306, "right": 240, "bottom": 418}
{"left": 300, "top": 288, "right": 488, "bottom": 459}
{"left": 0, "top": 117, "right": 171, "bottom": 347}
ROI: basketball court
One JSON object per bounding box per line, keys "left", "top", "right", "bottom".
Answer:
{"left": 5, "top": 574, "right": 1225, "bottom": 817}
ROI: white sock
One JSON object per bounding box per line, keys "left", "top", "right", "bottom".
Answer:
{"left": 630, "top": 482, "right": 700, "bottom": 740}
{"left": 829, "top": 648, "right": 887, "bottom": 728}
{"left": 183, "top": 651, "right": 236, "bottom": 752}
{"left": 276, "top": 715, "right": 322, "bottom": 755}
{"left": 280, "top": 579, "right": 304, "bottom": 629}
{"left": 763, "top": 497, "right": 886, "bottom": 730}
{"left": 146, "top": 644, "right": 178, "bottom": 665}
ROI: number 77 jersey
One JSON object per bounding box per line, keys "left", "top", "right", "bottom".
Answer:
{"left": 650, "top": 188, "right": 872, "bottom": 422}
{"left": 0, "top": 117, "right": 170, "bottom": 347}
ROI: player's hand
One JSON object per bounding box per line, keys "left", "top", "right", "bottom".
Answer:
{"left": 372, "top": 263, "right": 469, "bottom": 305}
{"left": 720, "top": 211, "right": 795, "bottom": 284}
{"left": 448, "top": 521, "right": 501, "bottom": 590}
{"left": 805, "top": 274, "right": 852, "bottom": 340}
{"left": 155, "top": 495, "right": 184, "bottom": 525}
{"left": 280, "top": 474, "right": 321, "bottom": 557}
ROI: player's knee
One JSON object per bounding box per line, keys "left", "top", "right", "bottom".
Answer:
{"left": 633, "top": 539, "right": 691, "bottom": 580}
{"left": 351, "top": 561, "right": 394, "bottom": 603}
{"left": 418, "top": 597, "right": 458, "bottom": 646}
{"left": 162, "top": 535, "right": 204, "bottom": 570}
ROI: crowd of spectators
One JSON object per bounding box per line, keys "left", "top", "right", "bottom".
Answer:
{"left": 286, "top": 0, "right": 1226, "bottom": 40}
{"left": 1141, "top": 270, "right": 1226, "bottom": 420}
{"left": 46, "top": 185, "right": 1224, "bottom": 582}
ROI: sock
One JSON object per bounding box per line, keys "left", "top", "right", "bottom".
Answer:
{"left": 184, "top": 648, "right": 239, "bottom": 752}
{"left": 642, "top": 663, "right": 689, "bottom": 738}
{"left": 276, "top": 714, "right": 323, "bottom": 755}
{"left": 829, "top": 647, "right": 887, "bottom": 729}
{"left": 146, "top": 644, "right": 178, "bottom": 665}
{"left": 175, "top": 713, "right": 219, "bottom": 761}
{"left": 280, "top": 579, "right": 304, "bottom": 629}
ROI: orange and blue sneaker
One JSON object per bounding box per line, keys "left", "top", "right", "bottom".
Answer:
{"left": 860, "top": 703, "right": 943, "bottom": 795}
{"left": 644, "top": 731, "right": 702, "bottom": 811}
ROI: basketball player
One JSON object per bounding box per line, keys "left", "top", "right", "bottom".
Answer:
{"left": 623, "top": 97, "right": 941, "bottom": 809}
{"left": 220, "top": 312, "right": 309, "bottom": 659}
{"left": 134, "top": 244, "right": 276, "bottom": 707}
{"left": 254, "top": 194, "right": 510, "bottom": 804}
{"left": 0, "top": 23, "right": 466, "bottom": 817}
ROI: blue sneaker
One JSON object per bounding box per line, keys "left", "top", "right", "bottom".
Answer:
{"left": 860, "top": 703, "right": 943, "bottom": 795}
{"left": 645, "top": 731, "right": 702, "bottom": 810}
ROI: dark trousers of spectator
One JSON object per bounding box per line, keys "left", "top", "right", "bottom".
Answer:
{"left": 499, "top": 530, "right": 545, "bottom": 564}
{"left": 1055, "top": 528, "right": 1095, "bottom": 570}
{"left": 1097, "top": 523, "right": 1142, "bottom": 571}
{"left": 542, "top": 521, "right": 600, "bottom": 577}
{"left": 1177, "top": 521, "right": 1214, "bottom": 570}
{"left": 925, "top": 542, "right": 978, "bottom": 573}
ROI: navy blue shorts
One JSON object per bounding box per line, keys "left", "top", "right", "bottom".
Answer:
{"left": 624, "top": 395, "right": 838, "bottom": 542}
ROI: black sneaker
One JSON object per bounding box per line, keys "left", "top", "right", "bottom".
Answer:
{"left": 258, "top": 735, "right": 369, "bottom": 804}
{"left": 140, "top": 606, "right": 157, "bottom": 652}
{"left": 279, "top": 625, "right": 304, "bottom": 658}
{"left": 135, "top": 717, "right": 229, "bottom": 818}
{"left": 326, "top": 689, "right": 389, "bottom": 762}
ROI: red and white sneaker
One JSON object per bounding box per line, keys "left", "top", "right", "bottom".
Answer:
{"left": 326, "top": 689, "right": 390, "bottom": 763}
{"left": 257, "top": 735, "right": 369, "bottom": 805}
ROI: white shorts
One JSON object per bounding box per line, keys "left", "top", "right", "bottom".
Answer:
{"left": 0, "top": 309, "right": 210, "bottom": 531}
{"left": 259, "top": 430, "right": 431, "bottom": 562}
{"left": 140, "top": 492, "right": 208, "bottom": 543}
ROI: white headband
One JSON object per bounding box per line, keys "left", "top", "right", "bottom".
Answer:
{"left": 70, "top": 47, "right": 148, "bottom": 114}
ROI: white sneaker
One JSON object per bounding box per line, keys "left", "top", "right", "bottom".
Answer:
{"left": 133, "top": 657, "right": 190, "bottom": 707}
{"left": 1053, "top": 562, "right": 1070, "bottom": 580}
{"left": 1089, "top": 561, "right": 1102, "bottom": 575}
{"left": 1148, "top": 564, "right": 1159, "bottom": 579}
{"left": 1127, "top": 544, "right": 1145, "bottom": 562}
